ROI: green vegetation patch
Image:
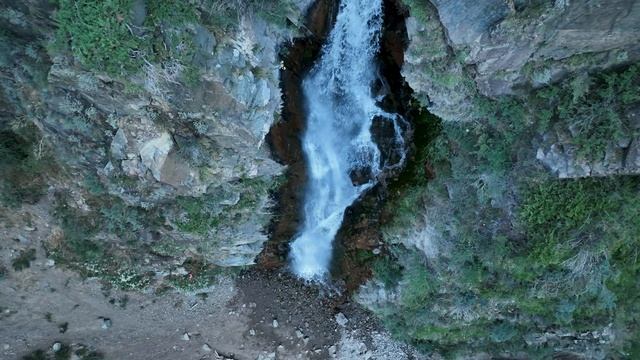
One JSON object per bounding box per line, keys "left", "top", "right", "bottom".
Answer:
{"left": 375, "top": 175, "right": 640, "bottom": 356}
{"left": 53, "top": 0, "right": 198, "bottom": 77}
{"left": 22, "top": 349, "right": 48, "bottom": 360}
{"left": 52, "top": 0, "right": 299, "bottom": 77}
{"left": 53, "top": 0, "right": 144, "bottom": 76}
{"left": 21, "top": 343, "right": 100, "bottom": 360}
{"left": 533, "top": 64, "right": 640, "bottom": 159}
{"left": 176, "top": 176, "right": 278, "bottom": 235}
{"left": 448, "top": 63, "right": 640, "bottom": 174}
{"left": 48, "top": 191, "right": 161, "bottom": 290}
{"left": 370, "top": 62, "right": 640, "bottom": 356}
{"left": 203, "top": 0, "right": 297, "bottom": 32}
{"left": 12, "top": 248, "right": 36, "bottom": 271}
{"left": 402, "top": 0, "right": 435, "bottom": 25}
{"left": 165, "top": 257, "right": 226, "bottom": 292}
{"left": 145, "top": 0, "right": 198, "bottom": 26}
{"left": 0, "top": 124, "right": 54, "bottom": 207}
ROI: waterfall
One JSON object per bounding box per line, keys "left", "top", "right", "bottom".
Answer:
{"left": 289, "top": 0, "right": 407, "bottom": 280}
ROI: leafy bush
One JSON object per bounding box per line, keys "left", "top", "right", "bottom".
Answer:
{"left": 0, "top": 125, "right": 52, "bottom": 207}
{"left": 53, "top": 0, "right": 199, "bottom": 77}
{"left": 165, "top": 257, "right": 224, "bottom": 292}
{"left": 519, "top": 178, "right": 618, "bottom": 266}
{"left": 21, "top": 350, "right": 47, "bottom": 360}
{"left": 176, "top": 176, "right": 277, "bottom": 235}
{"left": 370, "top": 62, "right": 640, "bottom": 356}
{"left": 532, "top": 64, "right": 640, "bottom": 159}
{"left": 175, "top": 195, "right": 219, "bottom": 235}
{"left": 100, "top": 200, "right": 149, "bottom": 240}
{"left": 22, "top": 344, "right": 104, "bottom": 360}
{"left": 458, "top": 64, "right": 640, "bottom": 175}
{"left": 49, "top": 192, "right": 161, "bottom": 290}
{"left": 12, "top": 248, "right": 36, "bottom": 271}
{"left": 53, "top": 0, "right": 297, "bottom": 77}
{"left": 202, "top": 0, "right": 296, "bottom": 31}
{"left": 374, "top": 176, "right": 640, "bottom": 355}
{"left": 54, "top": 0, "right": 145, "bottom": 76}
{"left": 51, "top": 192, "right": 103, "bottom": 264}
{"left": 145, "top": 0, "right": 198, "bottom": 26}
{"left": 402, "top": 0, "right": 434, "bottom": 24}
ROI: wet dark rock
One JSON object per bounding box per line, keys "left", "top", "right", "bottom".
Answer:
{"left": 261, "top": 0, "right": 340, "bottom": 268}
{"left": 349, "top": 164, "right": 375, "bottom": 186}
{"left": 331, "top": 0, "right": 416, "bottom": 292}
{"left": 370, "top": 115, "right": 406, "bottom": 171}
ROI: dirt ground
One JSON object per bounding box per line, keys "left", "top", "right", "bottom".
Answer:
{"left": 0, "top": 204, "right": 424, "bottom": 360}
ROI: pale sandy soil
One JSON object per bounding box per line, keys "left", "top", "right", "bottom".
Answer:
{"left": 0, "top": 203, "right": 424, "bottom": 360}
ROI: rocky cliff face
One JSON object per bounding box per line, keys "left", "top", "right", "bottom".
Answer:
{"left": 406, "top": 0, "right": 640, "bottom": 100}
{"left": 434, "top": 0, "right": 640, "bottom": 97}
{"left": 0, "top": 0, "right": 312, "bottom": 268}
{"left": 402, "top": 0, "right": 640, "bottom": 178}
{"left": 2, "top": 1, "right": 639, "bottom": 357}
{"left": 358, "top": 1, "right": 640, "bottom": 357}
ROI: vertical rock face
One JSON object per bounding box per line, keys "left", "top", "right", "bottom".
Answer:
{"left": 431, "top": 0, "right": 512, "bottom": 46}
{"left": 0, "top": 0, "right": 313, "bottom": 266}
{"left": 404, "top": 0, "right": 640, "bottom": 109}
{"left": 401, "top": 0, "right": 640, "bottom": 178}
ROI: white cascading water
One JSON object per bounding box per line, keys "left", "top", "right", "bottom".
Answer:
{"left": 290, "top": 0, "right": 407, "bottom": 280}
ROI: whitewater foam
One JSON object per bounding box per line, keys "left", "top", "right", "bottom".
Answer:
{"left": 289, "top": 0, "right": 406, "bottom": 280}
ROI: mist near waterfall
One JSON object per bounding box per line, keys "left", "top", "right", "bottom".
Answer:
{"left": 289, "top": 0, "right": 407, "bottom": 280}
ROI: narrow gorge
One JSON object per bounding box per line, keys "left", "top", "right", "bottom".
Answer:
{"left": 289, "top": 0, "right": 408, "bottom": 280}
{"left": 1, "top": 0, "right": 640, "bottom": 359}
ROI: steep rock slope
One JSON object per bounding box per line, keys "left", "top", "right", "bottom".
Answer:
{"left": 0, "top": 0, "right": 311, "bottom": 283}
{"left": 402, "top": 0, "right": 640, "bottom": 177}
{"left": 359, "top": 0, "right": 640, "bottom": 358}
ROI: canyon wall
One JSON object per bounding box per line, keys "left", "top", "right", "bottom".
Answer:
{"left": 403, "top": 0, "right": 640, "bottom": 177}
{"left": 0, "top": 0, "right": 313, "bottom": 273}
{"left": 359, "top": 1, "right": 640, "bottom": 357}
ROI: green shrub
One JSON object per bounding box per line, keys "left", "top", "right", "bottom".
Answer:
{"left": 54, "top": 0, "right": 145, "bottom": 76}
{"left": 12, "top": 248, "right": 36, "bottom": 271}
{"left": 53, "top": 0, "right": 296, "bottom": 77}
{"left": 175, "top": 195, "right": 219, "bottom": 235}
{"left": 176, "top": 176, "right": 277, "bottom": 235}
{"left": 165, "top": 257, "right": 223, "bottom": 292}
{"left": 402, "top": 0, "right": 433, "bottom": 24}
{"left": 100, "top": 200, "right": 150, "bottom": 240}
{"left": 399, "top": 253, "right": 437, "bottom": 310}
{"left": 53, "top": 0, "right": 199, "bottom": 77}
{"left": 73, "top": 346, "right": 105, "bottom": 360}
{"left": 51, "top": 192, "right": 103, "bottom": 264}
{"left": 459, "top": 64, "right": 640, "bottom": 174}
{"left": 372, "top": 255, "right": 402, "bottom": 289}
{"left": 21, "top": 350, "right": 47, "bottom": 360}
{"left": 202, "top": 0, "right": 296, "bottom": 31}
{"left": 532, "top": 64, "right": 640, "bottom": 159}
{"left": 145, "top": 0, "right": 198, "bottom": 26}
{"left": 375, "top": 174, "right": 640, "bottom": 354}
{"left": 54, "top": 344, "right": 72, "bottom": 360}
{"left": 0, "top": 126, "right": 52, "bottom": 207}
{"left": 370, "top": 63, "right": 640, "bottom": 356}
{"left": 247, "top": 0, "right": 296, "bottom": 28}
{"left": 49, "top": 192, "right": 161, "bottom": 290}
